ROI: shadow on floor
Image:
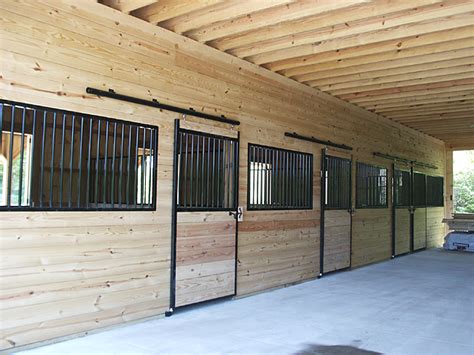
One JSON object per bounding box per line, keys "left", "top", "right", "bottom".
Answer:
{"left": 295, "top": 344, "right": 382, "bottom": 355}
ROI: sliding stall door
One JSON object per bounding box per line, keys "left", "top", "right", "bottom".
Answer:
{"left": 173, "top": 121, "right": 239, "bottom": 308}
{"left": 322, "top": 153, "right": 352, "bottom": 273}
{"left": 412, "top": 172, "right": 427, "bottom": 251}
{"left": 393, "top": 168, "right": 411, "bottom": 256}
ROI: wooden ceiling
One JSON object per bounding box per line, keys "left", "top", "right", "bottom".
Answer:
{"left": 101, "top": 0, "right": 474, "bottom": 149}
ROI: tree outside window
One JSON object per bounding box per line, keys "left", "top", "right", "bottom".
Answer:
{"left": 453, "top": 150, "right": 474, "bottom": 214}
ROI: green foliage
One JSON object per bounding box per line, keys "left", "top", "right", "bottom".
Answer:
{"left": 454, "top": 151, "right": 474, "bottom": 213}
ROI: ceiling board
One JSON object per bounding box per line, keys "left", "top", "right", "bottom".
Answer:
{"left": 100, "top": 0, "right": 474, "bottom": 148}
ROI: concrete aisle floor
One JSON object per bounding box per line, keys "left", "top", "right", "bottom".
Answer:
{"left": 19, "top": 249, "right": 474, "bottom": 355}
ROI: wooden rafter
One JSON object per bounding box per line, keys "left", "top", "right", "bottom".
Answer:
{"left": 100, "top": 0, "right": 474, "bottom": 147}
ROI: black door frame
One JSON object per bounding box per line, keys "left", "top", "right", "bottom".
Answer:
{"left": 319, "top": 149, "right": 353, "bottom": 276}
{"left": 392, "top": 165, "right": 428, "bottom": 258}
{"left": 167, "top": 119, "right": 240, "bottom": 315}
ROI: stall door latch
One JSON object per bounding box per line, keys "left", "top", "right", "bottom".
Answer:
{"left": 229, "top": 207, "right": 243, "bottom": 222}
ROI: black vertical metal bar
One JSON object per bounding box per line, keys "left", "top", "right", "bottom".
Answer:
{"left": 294, "top": 152, "right": 297, "bottom": 207}
{"left": 133, "top": 125, "right": 139, "bottom": 207}
{"left": 18, "top": 108, "right": 26, "bottom": 206}
{"left": 86, "top": 118, "right": 93, "bottom": 208}
{"left": 410, "top": 165, "right": 414, "bottom": 252}
{"left": 177, "top": 131, "right": 182, "bottom": 207}
{"left": 295, "top": 152, "right": 298, "bottom": 207}
{"left": 169, "top": 119, "right": 180, "bottom": 313}
{"left": 147, "top": 127, "right": 153, "bottom": 207}
{"left": 227, "top": 140, "right": 231, "bottom": 208}
{"left": 279, "top": 150, "right": 283, "bottom": 207}
{"left": 207, "top": 137, "right": 210, "bottom": 207}
{"left": 274, "top": 149, "right": 278, "bottom": 207}
{"left": 255, "top": 146, "right": 259, "bottom": 206}
{"left": 223, "top": 139, "right": 228, "bottom": 208}
{"left": 141, "top": 127, "right": 146, "bottom": 207}
{"left": 7, "top": 106, "right": 15, "bottom": 207}
{"left": 247, "top": 144, "right": 251, "bottom": 208}
{"left": 300, "top": 153, "right": 304, "bottom": 207}
{"left": 77, "top": 116, "right": 84, "bottom": 208}
{"left": 111, "top": 122, "right": 117, "bottom": 207}
{"left": 29, "top": 109, "right": 37, "bottom": 208}
{"left": 302, "top": 154, "right": 306, "bottom": 207}
{"left": 151, "top": 127, "right": 158, "bottom": 209}
{"left": 68, "top": 114, "right": 75, "bottom": 208}
{"left": 119, "top": 123, "right": 125, "bottom": 208}
{"left": 103, "top": 121, "right": 109, "bottom": 206}
{"left": 320, "top": 148, "right": 327, "bottom": 276}
{"left": 95, "top": 120, "right": 101, "bottom": 208}
{"left": 233, "top": 132, "right": 240, "bottom": 295}
{"left": 298, "top": 153, "right": 302, "bottom": 207}
{"left": 301, "top": 154, "right": 307, "bottom": 208}
{"left": 201, "top": 136, "right": 206, "bottom": 207}
{"left": 183, "top": 133, "right": 188, "bottom": 208}
{"left": 288, "top": 151, "right": 291, "bottom": 207}
{"left": 49, "top": 112, "right": 57, "bottom": 208}
{"left": 40, "top": 111, "right": 47, "bottom": 208}
{"left": 212, "top": 138, "right": 216, "bottom": 208}
{"left": 291, "top": 152, "right": 296, "bottom": 207}
{"left": 126, "top": 124, "right": 132, "bottom": 207}
{"left": 190, "top": 134, "right": 194, "bottom": 208}
{"left": 267, "top": 147, "right": 270, "bottom": 206}
{"left": 195, "top": 135, "right": 200, "bottom": 208}
{"left": 263, "top": 148, "right": 267, "bottom": 207}
{"left": 348, "top": 156, "right": 353, "bottom": 268}
{"left": 306, "top": 154, "right": 309, "bottom": 208}
{"left": 59, "top": 114, "right": 66, "bottom": 208}
{"left": 232, "top": 140, "right": 237, "bottom": 208}
{"left": 259, "top": 147, "right": 263, "bottom": 207}
{"left": 391, "top": 163, "right": 396, "bottom": 258}
{"left": 217, "top": 139, "right": 221, "bottom": 208}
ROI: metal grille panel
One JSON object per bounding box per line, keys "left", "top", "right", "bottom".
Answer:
{"left": 356, "top": 162, "right": 388, "bottom": 208}
{"left": 325, "top": 156, "right": 351, "bottom": 210}
{"left": 248, "top": 144, "right": 313, "bottom": 210}
{"left": 177, "top": 129, "right": 238, "bottom": 211}
{"left": 426, "top": 175, "right": 443, "bottom": 207}
{"left": 413, "top": 172, "right": 427, "bottom": 207}
{"left": 0, "top": 100, "right": 158, "bottom": 211}
{"left": 394, "top": 169, "right": 411, "bottom": 207}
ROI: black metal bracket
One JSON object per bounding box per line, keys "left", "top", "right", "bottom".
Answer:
{"left": 285, "top": 132, "right": 352, "bottom": 151}
{"left": 86, "top": 87, "right": 240, "bottom": 126}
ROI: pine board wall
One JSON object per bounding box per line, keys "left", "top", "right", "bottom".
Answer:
{"left": 0, "top": 0, "right": 446, "bottom": 350}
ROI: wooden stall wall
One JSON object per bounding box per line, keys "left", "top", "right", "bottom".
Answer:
{"left": 427, "top": 207, "right": 446, "bottom": 247}
{"left": 0, "top": 0, "right": 445, "bottom": 349}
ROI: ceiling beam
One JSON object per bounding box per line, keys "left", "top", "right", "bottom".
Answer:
{"left": 365, "top": 94, "right": 474, "bottom": 110}
{"left": 184, "top": 0, "right": 372, "bottom": 42}
{"left": 315, "top": 64, "right": 474, "bottom": 92}
{"left": 267, "top": 26, "right": 473, "bottom": 73}
{"left": 159, "top": 0, "right": 294, "bottom": 34}
{"left": 304, "top": 56, "right": 474, "bottom": 88}
{"left": 100, "top": 0, "right": 156, "bottom": 13}
{"left": 230, "top": 1, "right": 471, "bottom": 58}
{"left": 291, "top": 44, "right": 474, "bottom": 82}
{"left": 350, "top": 84, "right": 474, "bottom": 103}
{"left": 209, "top": 0, "right": 444, "bottom": 51}
{"left": 338, "top": 78, "right": 474, "bottom": 100}
{"left": 247, "top": 13, "right": 473, "bottom": 64}
{"left": 326, "top": 72, "right": 474, "bottom": 96}
{"left": 375, "top": 100, "right": 474, "bottom": 113}
{"left": 131, "top": 0, "right": 224, "bottom": 24}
